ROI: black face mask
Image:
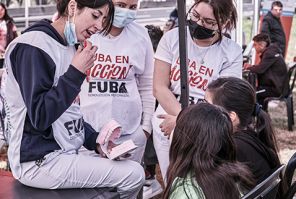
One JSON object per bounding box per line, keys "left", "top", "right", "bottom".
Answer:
{"left": 188, "top": 19, "right": 216, "bottom": 40}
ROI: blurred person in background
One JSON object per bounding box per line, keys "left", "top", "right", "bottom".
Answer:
{"left": 243, "top": 33, "right": 287, "bottom": 109}
{"left": 163, "top": 7, "right": 178, "bottom": 34}
{"left": 260, "top": 1, "right": 286, "bottom": 57}
{"left": 0, "top": 3, "right": 17, "bottom": 57}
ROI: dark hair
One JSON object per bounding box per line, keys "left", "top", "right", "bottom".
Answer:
{"left": 145, "top": 25, "right": 163, "bottom": 52}
{"left": 207, "top": 77, "right": 287, "bottom": 197}
{"left": 0, "top": 3, "right": 12, "bottom": 21}
{"left": 163, "top": 103, "right": 254, "bottom": 199}
{"left": 207, "top": 77, "right": 280, "bottom": 161}
{"left": 189, "top": 0, "right": 237, "bottom": 43}
{"left": 56, "top": 0, "right": 114, "bottom": 35}
{"left": 0, "top": 3, "right": 17, "bottom": 47}
{"left": 253, "top": 33, "right": 271, "bottom": 47}
{"left": 271, "top": 1, "right": 283, "bottom": 9}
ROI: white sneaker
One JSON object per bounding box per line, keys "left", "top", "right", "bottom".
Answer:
{"left": 143, "top": 179, "right": 163, "bottom": 199}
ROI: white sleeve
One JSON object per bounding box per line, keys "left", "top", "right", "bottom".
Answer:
{"left": 154, "top": 32, "right": 173, "bottom": 64}
{"left": 137, "top": 38, "right": 155, "bottom": 134}
{"left": 219, "top": 46, "right": 243, "bottom": 78}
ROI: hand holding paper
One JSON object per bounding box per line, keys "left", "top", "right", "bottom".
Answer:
{"left": 97, "top": 119, "right": 137, "bottom": 160}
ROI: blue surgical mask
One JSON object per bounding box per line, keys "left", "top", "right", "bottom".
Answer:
{"left": 64, "top": 20, "right": 77, "bottom": 46}
{"left": 113, "top": 7, "right": 137, "bottom": 28}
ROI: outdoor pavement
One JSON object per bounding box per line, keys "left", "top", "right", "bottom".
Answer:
{"left": 279, "top": 148, "right": 296, "bottom": 164}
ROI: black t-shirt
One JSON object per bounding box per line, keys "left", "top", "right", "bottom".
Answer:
{"left": 233, "top": 130, "right": 280, "bottom": 183}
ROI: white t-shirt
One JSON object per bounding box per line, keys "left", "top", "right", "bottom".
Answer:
{"left": 155, "top": 27, "right": 243, "bottom": 103}
{"left": 80, "top": 22, "right": 155, "bottom": 135}
{"left": 152, "top": 28, "right": 243, "bottom": 133}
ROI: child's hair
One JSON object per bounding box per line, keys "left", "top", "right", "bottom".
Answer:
{"left": 207, "top": 77, "right": 279, "bottom": 157}
{"left": 253, "top": 33, "right": 271, "bottom": 47}
{"left": 145, "top": 25, "right": 163, "bottom": 52}
{"left": 163, "top": 103, "right": 254, "bottom": 199}
{"left": 207, "top": 76, "right": 285, "bottom": 197}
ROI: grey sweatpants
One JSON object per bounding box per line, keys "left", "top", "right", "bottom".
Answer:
{"left": 19, "top": 151, "right": 145, "bottom": 199}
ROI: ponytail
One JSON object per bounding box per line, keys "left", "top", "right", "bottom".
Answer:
{"left": 254, "top": 105, "right": 279, "bottom": 154}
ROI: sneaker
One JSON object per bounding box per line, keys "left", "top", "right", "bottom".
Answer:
{"left": 143, "top": 178, "right": 163, "bottom": 199}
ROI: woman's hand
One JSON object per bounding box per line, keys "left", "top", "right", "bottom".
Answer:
{"left": 158, "top": 114, "right": 177, "bottom": 138}
{"left": 96, "top": 141, "right": 131, "bottom": 160}
{"left": 96, "top": 140, "right": 117, "bottom": 158}
{"left": 96, "top": 143, "right": 107, "bottom": 158}
{"left": 71, "top": 40, "right": 98, "bottom": 73}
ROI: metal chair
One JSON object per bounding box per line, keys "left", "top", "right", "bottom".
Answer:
{"left": 284, "top": 181, "right": 296, "bottom": 199}
{"left": 283, "top": 152, "right": 296, "bottom": 199}
{"left": 263, "top": 64, "right": 296, "bottom": 131}
{"left": 243, "top": 70, "right": 258, "bottom": 89}
{"left": 242, "top": 165, "right": 285, "bottom": 199}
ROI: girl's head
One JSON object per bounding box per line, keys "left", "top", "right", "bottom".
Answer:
{"left": 57, "top": 0, "right": 114, "bottom": 41}
{"left": 206, "top": 77, "right": 279, "bottom": 155}
{"left": 0, "top": 3, "right": 11, "bottom": 21}
{"left": 164, "top": 103, "right": 253, "bottom": 199}
{"left": 188, "top": 0, "right": 237, "bottom": 42}
{"left": 170, "top": 103, "right": 235, "bottom": 167}
{"left": 205, "top": 77, "right": 255, "bottom": 131}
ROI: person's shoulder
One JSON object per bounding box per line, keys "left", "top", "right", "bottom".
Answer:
{"left": 233, "top": 130, "right": 259, "bottom": 150}
{"left": 127, "top": 22, "right": 149, "bottom": 36}
{"left": 262, "top": 11, "right": 273, "bottom": 21}
{"left": 126, "top": 22, "right": 151, "bottom": 42}
{"left": 164, "top": 27, "right": 179, "bottom": 38}
{"left": 220, "top": 36, "right": 240, "bottom": 48}
{"left": 263, "top": 44, "right": 283, "bottom": 58}
{"left": 170, "top": 176, "right": 206, "bottom": 199}
{"left": 89, "top": 31, "right": 104, "bottom": 43}
{"left": 218, "top": 37, "right": 242, "bottom": 55}
{"left": 128, "top": 21, "right": 146, "bottom": 31}
{"left": 159, "top": 27, "right": 179, "bottom": 45}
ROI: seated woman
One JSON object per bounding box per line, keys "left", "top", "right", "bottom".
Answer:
{"left": 163, "top": 103, "right": 253, "bottom": 199}
{"left": 205, "top": 77, "right": 285, "bottom": 198}
{"left": 205, "top": 77, "right": 281, "bottom": 183}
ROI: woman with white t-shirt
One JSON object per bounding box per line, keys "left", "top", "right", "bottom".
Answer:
{"left": 153, "top": 0, "right": 243, "bottom": 182}
{"left": 80, "top": 0, "right": 154, "bottom": 163}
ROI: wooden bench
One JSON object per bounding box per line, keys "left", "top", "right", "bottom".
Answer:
{"left": 0, "top": 170, "right": 120, "bottom": 199}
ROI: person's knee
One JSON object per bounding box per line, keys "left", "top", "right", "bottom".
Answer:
{"left": 130, "top": 162, "right": 145, "bottom": 188}
{"left": 121, "top": 161, "right": 145, "bottom": 191}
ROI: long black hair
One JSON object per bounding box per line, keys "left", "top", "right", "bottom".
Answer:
{"left": 207, "top": 77, "right": 279, "bottom": 156}
{"left": 163, "top": 103, "right": 254, "bottom": 199}
{"left": 206, "top": 77, "right": 285, "bottom": 197}
{"left": 56, "top": 0, "right": 114, "bottom": 35}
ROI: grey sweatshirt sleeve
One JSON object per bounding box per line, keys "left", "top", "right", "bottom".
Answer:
{"left": 10, "top": 43, "right": 86, "bottom": 132}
